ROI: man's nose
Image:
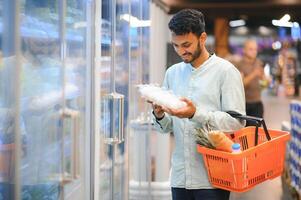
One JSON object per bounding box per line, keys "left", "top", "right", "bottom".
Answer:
{"left": 177, "top": 47, "right": 185, "bottom": 55}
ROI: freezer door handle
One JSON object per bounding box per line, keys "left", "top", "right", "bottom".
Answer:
{"left": 60, "top": 108, "right": 80, "bottom": 183}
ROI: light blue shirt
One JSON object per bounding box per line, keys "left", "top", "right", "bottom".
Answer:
{"left": 153, "top": 54, "right": 246, "bottom": 189}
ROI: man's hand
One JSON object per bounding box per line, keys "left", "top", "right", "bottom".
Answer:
{"left": 253, "top": 67, "right": 263, "bottom": 79}
{"left": 148, "top": 100, "right": 165, "bottom": 119}
{"left": 163, "top": 98, "right": 196, "bottom": 119}
{"left": 243, "top": 66, "right": 264, "bottom": 86}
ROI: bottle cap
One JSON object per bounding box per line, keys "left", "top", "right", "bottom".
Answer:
{"left": 232, "top": 143, "right": 241, "bottom": 150}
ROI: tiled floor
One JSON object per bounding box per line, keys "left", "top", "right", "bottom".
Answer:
{"left": 230, "top": 90, "right": 294, "bottom": 200}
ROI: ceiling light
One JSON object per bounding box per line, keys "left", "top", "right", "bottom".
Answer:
{"left": 258, "top": 26, "right": 271, "bottom": 35}
{"left": 272, "top": 20, "right": 293, "bottom": 27}
{"left": 279, "top": 14, "right": 290, "bottom": 22}
{"left": 272, "top": 14, "right": 295, "bottom": 27}
{"left": 229, "top": 19, "right": 246, "bottom": 27}
{"left": 235, "top": 26, "right": 248, "bottom": 35}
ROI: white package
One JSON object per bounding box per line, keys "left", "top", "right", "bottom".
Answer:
{"left": 137, "top": 84, "right": 187, "bottom": 110}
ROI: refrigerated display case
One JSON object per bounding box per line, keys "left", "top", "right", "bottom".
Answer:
{"left": 99, "top": 0, "right": 130, "bottom": 199}
{"left": 127, "top": 1, "right": 171, "bottom": 199}
{"left": 0, "top": 0, "right": 93, "bottom": 199}
{"left": 0, "top": 0, "right": 158, "bottom": 199}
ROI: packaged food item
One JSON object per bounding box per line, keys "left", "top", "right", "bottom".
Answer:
{"left": 137, "top": 84, "right": 186, "bottom": 110}
{"left": 208, "top": 131, "right": 234, "bottom": 153}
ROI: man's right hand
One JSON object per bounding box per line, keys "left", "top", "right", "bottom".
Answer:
{"left": 147, "top": 101, "right": 165, "bottom": 119}
{"left": 253, "top": 67, "right": 263, "bottom": 78}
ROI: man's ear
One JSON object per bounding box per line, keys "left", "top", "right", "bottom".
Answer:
{"left": 200, "top": 32, "right": 207, "bottom": 43}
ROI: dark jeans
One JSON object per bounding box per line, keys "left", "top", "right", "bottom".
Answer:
{"left": 246, "top": 101, "right": 264, "bottom": 126}
{"left": 171, "top": 188, "right": 230, "bottom": 200}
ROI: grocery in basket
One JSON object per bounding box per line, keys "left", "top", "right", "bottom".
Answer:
{"left": 196, "top": 111, "right": 290, "bottom": 192}
{"left": 195, "top": 128, "right": 234, "bottom": 153}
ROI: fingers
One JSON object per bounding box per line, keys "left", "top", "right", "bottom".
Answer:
{"left": 153, "top": 103, "right": 164, "bottom": 113}
{"left": 151, "top": 98, "right": 195, "bottom": 119}
{"left": 162, "top": 106, "right": 173, "bottom": 114}
{"left": 153, "top": 104, "right": 163, "bottom": 110}
{"left": 180, "top": 97, "right": 192, "bottom": 105}
{"left": 165, "top": 98, "right": 196, "bottom": 118}
{"left": 163, "top": 106, "right": 186, "bottom": 117}
{"left": 152, "top": 103, "right": 165, "bottom": 119}
{"left": 254, "top": 67, "right": 263, "bottom": 77}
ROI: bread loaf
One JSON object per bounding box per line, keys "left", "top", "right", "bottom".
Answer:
{"left": 208, "top": 131, "right": 234, "bottom": 152}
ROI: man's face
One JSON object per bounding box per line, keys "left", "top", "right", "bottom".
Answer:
{"left": 171, "top": 32, "right": 202, "bottom": 63}
{"left": 244, "top": 41, "right": 258, "bottom": 60}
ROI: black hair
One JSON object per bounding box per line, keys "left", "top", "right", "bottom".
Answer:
{"left": 168, "top": 9, "right": 205, "bottom": 37}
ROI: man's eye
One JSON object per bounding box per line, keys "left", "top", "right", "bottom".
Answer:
{"left": 182, "top": 44, "right": 191, "bottom": 48}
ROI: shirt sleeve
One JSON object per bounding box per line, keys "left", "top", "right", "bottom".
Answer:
{"left": 190, "top": 65, "right": 246, "bottom": 131}
{"left": 152, "top": 69, "right": 173, "bottom": 133}
{"left": 152, "top": 112, "right": 173, "bottom": 133}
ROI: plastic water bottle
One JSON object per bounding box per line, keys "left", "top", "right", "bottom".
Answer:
{"left": 232, "top": 143, "right": 241, "bottom": 153}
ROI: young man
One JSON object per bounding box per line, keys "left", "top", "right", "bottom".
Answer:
{"left": 236, "top": 39, "right": 266, "bottom": 126}
{"left": 151, "top": 9, "right": 246, "bottom": 200}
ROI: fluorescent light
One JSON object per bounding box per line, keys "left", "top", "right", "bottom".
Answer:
{"left": 229, "top": 19, "right": 246, "bottom": 27}
{"left": 272, "top": 14, "right": 295, "bottom": 27}
{"left": 272, "top": 19, "right": 293, "bottom": 27}
{"left": 279, "top": 14, "right": 290, "bottom": 22}
{"left": 258, "top": 26, "right": 272, "bottom": 35}
{"left": 120, "top": 14, "right": 151, "bottom": 27}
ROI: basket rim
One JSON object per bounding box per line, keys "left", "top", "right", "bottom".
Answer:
{"left": 196, "top": 130, "right": 290, "bottom": 159}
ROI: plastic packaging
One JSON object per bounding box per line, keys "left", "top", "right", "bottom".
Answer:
{"left": 232, "top": 143, "right": 241, "bottom": 153}
{"left": 137, "top": 84, "right": 187, "bottom": 110}
{"left": 208, "top": 131, "right": 234, "bottom": 153}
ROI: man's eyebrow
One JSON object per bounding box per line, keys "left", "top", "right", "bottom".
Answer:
{"left": 181, "top": 42, "right": 191, "bottom": 45}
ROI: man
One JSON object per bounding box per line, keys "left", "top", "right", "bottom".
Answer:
{"left": 151, "top": 9, "right": 245, "bottom": 200}
{"left": 236, "top": 39, "right": 265, "bottom": 125}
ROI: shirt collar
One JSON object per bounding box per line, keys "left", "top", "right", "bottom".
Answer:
{"left": 188, "top": 53, "right": 215, "bottom": 72}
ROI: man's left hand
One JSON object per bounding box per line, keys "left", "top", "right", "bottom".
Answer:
{"left": 163, "top": 97, "right": 196, "bottom": 119}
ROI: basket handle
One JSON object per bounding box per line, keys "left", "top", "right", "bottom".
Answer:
{"left": 226, "top": 111, "right": 271, "bottom": 145}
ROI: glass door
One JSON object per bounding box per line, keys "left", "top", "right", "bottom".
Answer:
{"left": 99, "top": 0, "right": 130, "bottom": 199}
{"left": 62, "top": 0, "right": 91, "bottom": 199}
{"left": 0, "top": 0, "right": 92, "bottom": 199}
{"left": 0, "top": 1, "right": 20, "bottom": 199}
{"left": 19, "top": 0, "right": 63, "bottom": 196}
{"left": 128, "top": 0, "right": 153, "bottom": 199}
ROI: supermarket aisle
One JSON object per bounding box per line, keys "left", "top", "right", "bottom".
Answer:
{"left": 261, "top": 91, "right": 291, "bottom": 130}
{"left": 230, "top": 90, "right": 293, "bottom": 200}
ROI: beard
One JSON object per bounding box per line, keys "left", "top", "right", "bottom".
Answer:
{"left": 182, "top": 42, "right": 202, "bottom": 64}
